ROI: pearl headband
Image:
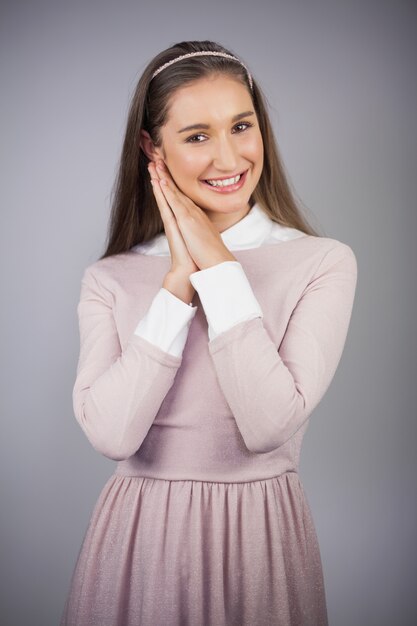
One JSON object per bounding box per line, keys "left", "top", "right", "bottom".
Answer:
{"left": 150, "top": 51, "right": 253, "bottom": 91}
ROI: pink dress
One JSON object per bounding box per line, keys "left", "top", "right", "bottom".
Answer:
{"left": 60, "top": 229, "right": 357, "bottom": 625}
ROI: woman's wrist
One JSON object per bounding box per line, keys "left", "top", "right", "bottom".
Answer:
{"left": 162, "top": 271, "right": 196, "bottom": 305}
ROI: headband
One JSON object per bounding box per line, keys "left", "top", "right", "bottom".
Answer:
{"left": 150, "top": 51, "right": 253, "bottom": 91}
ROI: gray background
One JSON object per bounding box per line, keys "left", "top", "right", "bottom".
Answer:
{"left": 1, "top": 0, "right": 416, "bottom": 624}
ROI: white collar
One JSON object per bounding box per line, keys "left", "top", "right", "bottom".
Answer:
{"left": 131, "top": 202, "right": 305, "bottom": 255}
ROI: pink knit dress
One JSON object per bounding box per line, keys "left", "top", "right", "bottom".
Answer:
{"left": 60, "top": 226, "right": 357, "bottom": 625}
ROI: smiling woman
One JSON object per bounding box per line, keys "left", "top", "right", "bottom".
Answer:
{"left": 95, "top": 40, "right": 320, "bottom": 261}
{"left": 140, "top": 74, "right": 264, "bottom": 227}
{"left": 61, "top": 39, "right": 357, "bottom": 626}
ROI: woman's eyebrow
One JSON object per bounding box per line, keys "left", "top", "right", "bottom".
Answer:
{"left": 177, "top": 110, "right": 255, "bottom": 133}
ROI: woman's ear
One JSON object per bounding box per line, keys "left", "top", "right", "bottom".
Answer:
{"left": 139, "top": 129, "right": 162, "bottom": 162}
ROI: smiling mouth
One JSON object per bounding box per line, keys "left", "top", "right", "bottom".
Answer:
{"left": 200, "top": 169, "right": 249, "bottom": 191}
{"left": 201, "top": 169, "right": 247, "bottom": 183}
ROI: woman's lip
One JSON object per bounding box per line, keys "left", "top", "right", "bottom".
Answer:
{"left": 200, "top": 169, "right": 248, "bottom": 192}
{"left": 200, "top": 169, "right": 247, "bottom": 182}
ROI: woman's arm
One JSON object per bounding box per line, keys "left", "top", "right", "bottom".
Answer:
{"left": 133, "top": 265, "right": 262, "bottom": 353}
{"left": 190, "top": 260, "right": 264, "bottom": 340}
{"left": 194, "top": 242, "right": 358, "bottom": 453}
{"left": 72, "top": 265, "right": 185, "bottom": 461}
{"left": 133, "top": 286, "right": 197, "bottom": 357}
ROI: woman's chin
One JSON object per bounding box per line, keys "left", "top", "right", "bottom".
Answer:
{"left": 194, "top": 187, "right": 252, "bottom": 211}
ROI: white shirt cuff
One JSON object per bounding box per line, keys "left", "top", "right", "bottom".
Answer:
{"left": 189, "top": 261, "right": 263, "bottom": 341}
{"left": 134, "top": 287, "right": 197, "bottom": 357}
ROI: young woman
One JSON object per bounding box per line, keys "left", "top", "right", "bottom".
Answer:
{"left": 60, "top": 40, "right": 358, "bottom": 626}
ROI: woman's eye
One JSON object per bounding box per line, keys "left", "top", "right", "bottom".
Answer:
{"left": 234, "top": 122, "right": 253, "bottom": 133}
{"left": 185, "top": 121, "right": 254, "bottom": 144}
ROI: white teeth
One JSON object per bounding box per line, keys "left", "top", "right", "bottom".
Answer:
{"left": 206, "top": 174, "right": 241, "bottom": 187}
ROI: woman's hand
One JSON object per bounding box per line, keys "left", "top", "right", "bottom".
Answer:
{"left": 148, "top": 159, "right": 237, "bottom": 271}
{"left": 148, "top": 160, "right": 199, "bottom": 276}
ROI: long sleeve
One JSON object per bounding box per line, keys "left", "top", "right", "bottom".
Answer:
{"left": 72, "top": 267, "right": 184, "bottom": 461}
{"left": 205, "top": 243, "right": 358, "bottom": 454}
{"left": 133, "top": 287, "right": 197, "bottom": 357}
{"left": 189, "top": 261, "right": 264, "bottom": 340}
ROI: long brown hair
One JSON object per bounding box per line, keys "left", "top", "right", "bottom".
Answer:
{"left": 99, "top": 40, "right": 324, "bottom": 261}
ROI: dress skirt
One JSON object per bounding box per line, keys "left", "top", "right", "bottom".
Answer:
{"left": 60, "top": 470, "right": 328, "bottom": 625}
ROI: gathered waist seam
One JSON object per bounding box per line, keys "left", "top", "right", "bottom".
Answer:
{"left": 112, "top": 469, "right": 299, "bottom": 485}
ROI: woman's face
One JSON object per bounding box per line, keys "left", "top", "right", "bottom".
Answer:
{"left": 145, "top": 75, "right": 264, "bottom": 231}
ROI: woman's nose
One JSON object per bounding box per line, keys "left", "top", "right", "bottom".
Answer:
{"left": 212, "top": 137, "right": 239, "bottom": 171}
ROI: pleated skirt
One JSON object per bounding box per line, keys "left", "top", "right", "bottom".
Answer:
{"left": 60, "top": 470, "right": 328, "bottom": 625}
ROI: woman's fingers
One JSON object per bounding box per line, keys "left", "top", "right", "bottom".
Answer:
{"left": 150, "top": 160, "right": 235, "bottom": 271}
{"left": 147, "top": 161, "right": 194, "bottom": 267}
{"left": 154, "top": 160, "right": 193, "bottom": 219}
{"left": 149, "top": 160, "right": 189, "bottom": 229}
{"left": 148, "top": 162, "right": 174, "bottom": 225}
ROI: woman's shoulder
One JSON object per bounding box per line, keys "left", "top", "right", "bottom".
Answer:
{"left": 266, "top": 224, "right": 357, "bottom": 262}
{"left": 78, "top": 249, "right": 146, "bottom": 288}
{"left": 269, "top": 221, "right": 356, "bottom": 260}
{"left": 266, "top": 233, "right": 357, "bottom": 280}
{"left": 305, "top": 235, "right": 357, "bottom": 276}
